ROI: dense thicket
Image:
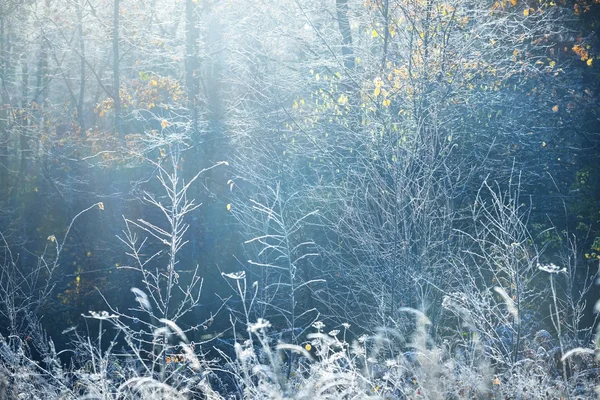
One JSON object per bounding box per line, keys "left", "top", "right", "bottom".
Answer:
{"left": 0, "top": 0, "right": 599, "bottom": 398}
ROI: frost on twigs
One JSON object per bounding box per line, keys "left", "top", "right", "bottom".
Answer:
{"left": 312, "top": 321, "right": 325, "bottom": 331}
{"left": 537, "top": 263, "right": 567, "bottom": 274}
{"left": 221, "top": 271, "right": 246, "bottom": 280}
{"left": 85, "top": 310, "right": 119, "bottom": 320}
{"left": 275, "top": 343, "right": 313, "bottom": 361}
{"left": 247, "top": 318, "right": 271, "bottom": 333}
{"left": 159, "top": 318, "right": 189, "bottom": 343}
{"left": 131, "top": 287, "right": 152, "bottom": 312}
{"left": 493, "top": 286, "right": 519, "bottom": 320}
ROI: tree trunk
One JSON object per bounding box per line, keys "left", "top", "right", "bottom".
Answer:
{"left": 335, "top": 0, "right": 355, "bottom": 71}
{"left": 76, "top": 0, "right": 86, "bottom": 132}
{"left": 113, "top": 0, "right": 122, "bottom": 137}
{"left": 185, "top": 0, "right": 199, "bottom": 135}
{"left": 0, "top": 16, "right": 7, "bottom": 104}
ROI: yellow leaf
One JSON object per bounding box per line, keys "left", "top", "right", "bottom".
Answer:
{"left": 226, "top": 203, "right": 231, "bottom": 211}
{"left": 552, "top": 105, "right": 558, "bottom": 112}
{"left": 374, "top": 87, "right": 381, "bottom": 97}
{"left": 371, "top": 29, "right": 379, "bottom": 38}
{"left": 161, "top": 119, "right": 168, "bottom": 129}
{"left": 523, "top": 8, "right": 529, "bottom": 16}
{"left": 510, "top": 0, "right": 517, "bottom": 6}
{"left": 48, "top": 235, "right": 56, "bottom": 242}
{"left": 98, "top": 202, "right": 104, "bottom": 211}
{"left": 150, "top": 79, "right": 158, "bottom": 86}
{"left": 587, "top": 58, "right": 593, "bottom": 66}
{"left": 304, "top": 344, "right": 312, "bottom": 351}
{"left": 382, "top": 99, "right": 391, "bottom": 107}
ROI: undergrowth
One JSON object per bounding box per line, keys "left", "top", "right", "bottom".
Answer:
{"left": 1, "top": 166, "right": 597, "bottom": 399}
{"left": 0, "top": 293, "right": 598, "bottom": 399}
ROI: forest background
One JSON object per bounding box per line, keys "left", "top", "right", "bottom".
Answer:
{"left": 0, "top": 0, "right": 599, "bottom": 398}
